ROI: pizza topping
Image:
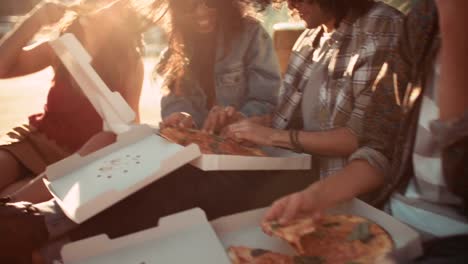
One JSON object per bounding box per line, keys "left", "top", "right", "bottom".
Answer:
{"left": 159, "top": 127, "right": 266, "bottom": 156}
{"left": 309, "top": 230, "right": 325, "bottom": 239}
{"left": 293, "top": 256, "right": 324, "bottom": 264}
{"left": 322, "top": 222, "right": 340, "bottom": 228}
{"left": 250, "top": 248, "right": 270, "bottom": 257}
{"left": 347, "top": 222, "right": 374, "bottom": 243}
{"left": 270, "top": 221, "right": 282, "bottom": 230}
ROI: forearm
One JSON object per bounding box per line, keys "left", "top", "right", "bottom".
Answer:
{"left": 0, "top": 13, "right": 41, "bottom": 77}
{"left": 436, "top": 1, "right": 468, "bottom": 121}
{"left": 310, "top": 159, "right": 385, "bottom": 209}
{"left": 271, "top": 127, "right": 358, "bottom": 156}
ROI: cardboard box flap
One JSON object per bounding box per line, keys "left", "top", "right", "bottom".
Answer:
{"left": 45, "top": 125, "right": 201, "bottom": 223}
{"left": 46, "top": 125, "right": 155, "bottom": 181}
{"left": 212, "top": 199, "right": 422, "bottom": 261}
{"left": 61, "top": 208, "right": 231, "bottom": 264}
{"left": 49, "top": 33, "right": 135, "bottom": 133}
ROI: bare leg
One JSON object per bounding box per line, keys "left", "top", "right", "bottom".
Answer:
{"left": 0, "top": 178, "right": 33, "bottom": 197}
{"left": 0, "top": 150, "right": 24, "bottom": 192}
{"left": 9, "top": 173, "right": 52, "bottom": 203}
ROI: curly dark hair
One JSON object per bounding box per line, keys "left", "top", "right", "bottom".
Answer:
{"left": 273, "top": 0, "right": 375, "bottom": 25}
{"left": 153, "top": 0, "right": 271, "bottom": 86}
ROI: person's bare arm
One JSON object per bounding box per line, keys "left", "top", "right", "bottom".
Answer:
{"left": 0, "top": 2, "right": 66, "bottom": 78}
{"left": 122, "top": 57, "right": 144, "bottom": 124}
{"left": 264, "top": 159, "right": 384, "bottom": 223}
{"left": 436, "top": 0, "right": 468, "bottom": 121}
{"left": 270, "top": 127, "right": 358, "bottom": 156}
{"left": 226, "top": 120, "right": 358, "bottom": 157}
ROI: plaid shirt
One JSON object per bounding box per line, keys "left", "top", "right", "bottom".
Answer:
{"left": 272, "top": 2, "right": 403, "bottom": 176}
{"left": 356, "top": 0, "right": 468, "bottom": 235}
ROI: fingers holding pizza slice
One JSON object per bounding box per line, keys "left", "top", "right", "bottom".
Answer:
{"left": 261, "top": 218, "right": 316, "bottom": 254}
{"left": 159, "top": 127, "right": 266, "bottom": 156}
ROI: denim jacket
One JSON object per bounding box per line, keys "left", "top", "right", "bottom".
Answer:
{"left": 160, "top": 18, "right": 281, "bottom": 127}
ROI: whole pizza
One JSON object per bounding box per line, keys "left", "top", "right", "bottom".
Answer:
{"left": 159, "top": 127, "right": 266, "bottom": 156}
{"left": 229, "top": 214, "right": 394, "bottom": 264}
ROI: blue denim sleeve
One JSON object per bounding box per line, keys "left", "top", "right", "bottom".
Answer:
{"left": 239, "top": 22, "right": 281, "bottom": 117}
{"left": 158, "top": 48, "right": 207, "bottom": 128}
{"left": 160, "top": 93, "right": 207, "bottom": 128}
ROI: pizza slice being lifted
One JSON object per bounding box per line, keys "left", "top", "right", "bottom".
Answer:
{"left": 261, "top": 218, "right": 316, "bottom": 254}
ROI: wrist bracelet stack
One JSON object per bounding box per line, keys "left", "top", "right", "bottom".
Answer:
{"left": 289, "top": 129, "right": 304, "bottom": 153}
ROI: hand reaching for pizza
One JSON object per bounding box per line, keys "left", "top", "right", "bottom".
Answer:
{"left": 224, "top": 119, "right": 277, "bottom": 146}
{"left": 263, "top": 183, "right": 325, "bottom": 227}
{"left": 161, "top": 112, "right": 196, "bottom": 129}
{"left": 202, "top": 106, "right": 244, "bottom": 134}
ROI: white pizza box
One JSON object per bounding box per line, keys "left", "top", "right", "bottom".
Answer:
{"left": 211, "top": 199, "right": 423, "bottom": 261}
{"left": 59, "top": 208, "right": 231, "bottom": 264}
{"left": 44, "top": 124, "right": 201, "bottom": 224}
{"left": 190, "top": 146, "right": 312, "bottom": 171}
{"left": 49, "top": 33, "right": 134, "bottom": 134}
{"left": 50, "top": 33, "right": 312, "bottom": 172}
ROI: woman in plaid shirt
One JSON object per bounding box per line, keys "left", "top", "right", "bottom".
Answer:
{"left": 226, "top": 0, "right": 403, "bottom": 178}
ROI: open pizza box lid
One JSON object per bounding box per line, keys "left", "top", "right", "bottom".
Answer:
{"left": 46, "top": 33, "right": 201, "bottom": 223}
{"left": 59, "top": 208, "right": 232, "bottom": 264}
{"left": 211, "top": 198, "right": 423, "bottom": 261}
{"left": 44, "top": 124, "right": 201, "bottom": 224}
{"left": 190, "top": 146, "right": 312, "bottom": 171}
{"left": 49, "top": 33, "right": 135, "bottom": 134}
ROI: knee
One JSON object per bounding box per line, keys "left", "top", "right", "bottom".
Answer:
{"left": 0, "top": 150, "right": 23, "bottom": 188}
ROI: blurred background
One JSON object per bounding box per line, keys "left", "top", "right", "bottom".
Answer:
{"left": 0, "top": 0, "right": 412, "bottom": 135}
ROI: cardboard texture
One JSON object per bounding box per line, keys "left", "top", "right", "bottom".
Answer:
{"left": 60, "top": 209, "right": 231, "bottom": 264}
{"left": 47, "top": 34, "right": 201, "bottom": 223}
{"left": 211, "top": 199, "right": 423, "bottom": 261}
{"left": 45, "top": 125, "right": 201, "bottom": 223}
{"left": 49, "top": 33, "right": 134, "bottom": 134}
{"left": 191, "top": 146, "right": 311, "bottom": 171}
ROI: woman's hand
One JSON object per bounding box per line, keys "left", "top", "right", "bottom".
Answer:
{"left": 161, "top": 112, "right": 196, "bottom": 129}
{"left": 224, "top": 119, "right": 277, "bottom": 146}
{"left": 202, "top": 106, "right": 244, "bottom": 134}
{"left": 262, "top": 183, "right": 325, "bottom": 231}
{"left": 32, "top": 1, "right": 67, "bottom": 27}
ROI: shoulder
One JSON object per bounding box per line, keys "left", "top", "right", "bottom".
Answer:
{"left": 240, "top": 16, "right": 269, "bottom": 38}
{"left": 353, "top": 2, "right": 404, "bottom": 35}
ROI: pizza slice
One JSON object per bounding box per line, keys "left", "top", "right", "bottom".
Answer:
{"left": 261, "top": 218, "right": 316, "bottom": 254}
{"left": 228, "top": 246, "right": 288, "bottom": 264}
{"left": 228, "top": 246, "right": 326, "bottom": 264}
{"left": 159, "top": 127, "right": 266, "bottom": 156}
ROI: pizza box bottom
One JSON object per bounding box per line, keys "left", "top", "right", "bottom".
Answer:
{"left": 211, "top": 198, "right": 423, "bottom": 261}
{"left": 60, "top": 208, "right": 231, "bottom": 264}
{"left": 190, "top": 146, "right": 312, "bottom": 171}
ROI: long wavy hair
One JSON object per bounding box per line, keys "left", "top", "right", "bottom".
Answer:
{"left": 274, "top": 0, "right": 374, "bottom": 26}
{"left": 54, "top": 0, "right": 166, "bottom": 91}
{"left": 154, "top": 0, "right": 270, "bottom": 88}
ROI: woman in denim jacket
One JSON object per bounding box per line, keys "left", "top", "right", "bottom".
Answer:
{"left": 156, "top": 0, "right": 281, "bottom": 133}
